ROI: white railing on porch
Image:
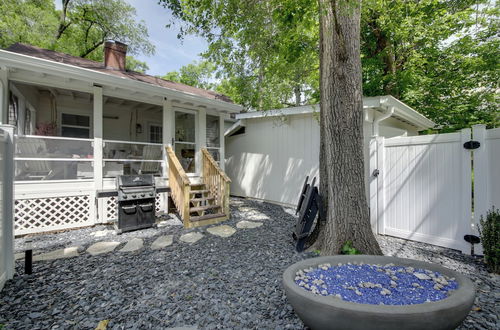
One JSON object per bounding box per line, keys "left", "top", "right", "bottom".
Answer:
{"left": 15, "top": 135, "right": 94, "bottom": 181}
{"left": 13, "top": 135, "right": 168, "bottom": 235}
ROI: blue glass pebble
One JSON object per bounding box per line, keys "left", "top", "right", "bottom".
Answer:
{"left": 295, "top": 264, "right": 458, "bottom": 305}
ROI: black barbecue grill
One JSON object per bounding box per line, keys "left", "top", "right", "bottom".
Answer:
{"left": 116, "top": 174, "right": 157, "bottom": 233}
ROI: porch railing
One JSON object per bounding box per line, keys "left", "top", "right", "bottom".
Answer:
{"left": 201, "top": 148, "right": 231, "bottom": 216}
{"left": 14, "top": 135, "right": 94, "bottom": 181}
{"left": 103, "top": 139, "right": 164, "bottom": 177}
{"left": 14, "top": 135, "right": 166, "bottom": 181}
{"left": 166, "top": 146, "right": 191, "bottom": 223}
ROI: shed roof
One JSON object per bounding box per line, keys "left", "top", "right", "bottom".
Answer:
{"left": 234, "top": 95, "right": 435, "bottom": 130}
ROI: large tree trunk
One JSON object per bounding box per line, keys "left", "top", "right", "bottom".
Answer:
{"left": 315, "top": 0, "right": 382, "bottom": 255}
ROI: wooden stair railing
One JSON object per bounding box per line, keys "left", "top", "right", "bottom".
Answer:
{"left": 166, "top": 146, "right": 191, "bottom": 225}
{"left": 166, "top": 146, "right": 231, "bottom": 228}
{"left": 201, "top": 148, "right": 231, "bottom": 218}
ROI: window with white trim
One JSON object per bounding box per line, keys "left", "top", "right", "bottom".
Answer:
{"left": 61, "top": 113, "right": 90, "bottom": 138}
{"left": 206, "top": 114, "right": 220, "bottom": 162}
{"left": 149, "top": 124, "right": 162, "bottom": 143}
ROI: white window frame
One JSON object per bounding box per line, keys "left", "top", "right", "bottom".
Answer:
{"left": 58, "top": 108, "right": 93, "bottom": 138}
{"left": 148, "top": 122, "right": 163, "bottom": 144}
{"left": 173, "top": 108, "right": 197, "bottom": 173}
{"left": 206, "top": 113, "right": 221, "bottom": 163}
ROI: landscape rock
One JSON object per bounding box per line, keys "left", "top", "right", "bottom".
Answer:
{"left": 236, "top": 221, "right": 263, "bottom": 229}
{"left": 179, "top": 232, "right": 203, "bottom": 244}
{"left": 206, "top": 225, "right": 236, "bottom": 238}
{"left": 86, "top": 241, "right": 120, "bottom": 256}
{"left": 33, "top": 246, "right": 80, "bottom": 261}
{"left": 119, "top": 238, "right": 144, "bottom": 252}
{"left": 150, "top": 235, "right": 174, "bottom": 250}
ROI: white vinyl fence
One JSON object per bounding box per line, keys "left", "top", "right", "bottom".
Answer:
{"left": 0, "top": 125, "right": 15, "bottom": 291}
{"left": 371, "top": 124, "right": 499, "bottom": 254}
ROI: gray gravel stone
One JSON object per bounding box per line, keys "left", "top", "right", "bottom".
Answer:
{"left": 1, "top": 198, "right": 497, "bottom": 330}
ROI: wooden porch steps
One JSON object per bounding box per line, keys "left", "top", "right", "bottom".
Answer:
{"left": 166, "top": 146, "right": 231, "bottom": 229}
{"left": 190, "top": 204, "right": 220, "bottom": 213}
{"left": 190, "top": 189, "right": 210, "bottom": 195}
{"left": 190, "top": 196, "right": 215, "bottom": 203}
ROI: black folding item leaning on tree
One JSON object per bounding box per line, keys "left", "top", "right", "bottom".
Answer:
{"left": 292, "top": 176, "right": 321, "bottom": 252}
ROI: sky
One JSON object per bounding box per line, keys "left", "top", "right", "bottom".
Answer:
{"left": 54, "top": 0, "right": 209, "bottom": 76}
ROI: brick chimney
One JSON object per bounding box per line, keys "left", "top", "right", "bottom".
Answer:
{"left": 104, "top": 41, "right": 127, "bottom": 71}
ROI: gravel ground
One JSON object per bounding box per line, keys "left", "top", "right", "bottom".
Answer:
{"left": 0, "top": 197, "right": 498, "bottom": 329}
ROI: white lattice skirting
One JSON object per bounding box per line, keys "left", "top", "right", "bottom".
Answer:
{"left": 15, "top": 195, "right": 94, "bottom": 235}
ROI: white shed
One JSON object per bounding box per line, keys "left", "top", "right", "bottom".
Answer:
{"left": 225, "top": 96, "right": 435, "bottom": 206}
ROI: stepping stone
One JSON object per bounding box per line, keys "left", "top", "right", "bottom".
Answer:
{"left": 86, "top": 242, "right": 120, "bottom": 256}
{"left": 33, "top": 246, "right": 80, "bottom": 261}
{"left": 180, "top": 232, "right": 204, "bottom": 244}
{"left": 236, "top": 220, "right": 263, "bottom": 229}
{"left": 151, "top": 235, "right": 173, "bottom": 250}
{"left": 90, "top": 230, "right": 114, "bottom": 238}
{"left": 207, "top": 225, "right": 236, "bottom": 238}
{"left": 119, "top": 238, "right": 144, "bottom": 252}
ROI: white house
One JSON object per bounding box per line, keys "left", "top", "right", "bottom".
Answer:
{"left": 0, "top": 42, "right": 241, "bottom": 235}
{"left": 225, "top": 96, "right": 436, "bottom": 206}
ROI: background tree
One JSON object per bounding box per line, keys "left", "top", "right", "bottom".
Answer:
{"left": 162, "top": 61, "right": 217, "bottom": 90}
{"left": 159, "top": 0, "right": 319, "bottom": 110}
{"left": 53, "top": 0, "right": 154, "bottom": 60}
{"left": 315, "top": 0, "right": 382, "bottom": 255}
{"left": 0, "top": 0, "right": 154, "bottom": 71}
{"left": 159, "top": 0, "right": 498, "bottom": 130}
{"left": 0, "top": 0, "right": 59, "bottom": 49}
{"left": 126, "top": 56, "right": 150, "bottom": 73}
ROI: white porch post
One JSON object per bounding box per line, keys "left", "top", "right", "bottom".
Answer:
{"left": 161, "top": 98, "right": 173, "bottom": 214}
{"left": 196, "top": 107, "right": 206, "bottom": 175}
{"left": 162, "top": 97, "right": 173, "bottom": 176}
{"left": 219, "top": 114, "right": 225, "bottom": 171}
{"left": 93, "top": 85, "right": 104, "bottom": 223}
{"left": 0, "top": 67, "right": 9, "bottom": 125}
{"left": 1, "top": 125, "right": 15, "bottom": 281}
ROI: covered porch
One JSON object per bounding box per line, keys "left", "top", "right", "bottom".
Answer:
{"left": 0, "top": 51, "right": 241, "bottom": 235}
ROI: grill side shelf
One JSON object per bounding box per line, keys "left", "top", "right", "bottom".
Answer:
{"left": 96, "top": 186, "right": 170, "bottom": 198}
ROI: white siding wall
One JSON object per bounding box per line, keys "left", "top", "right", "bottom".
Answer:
{"left": 225, "top": 112, "right": 415, "bottom": 206}
{"left": 226, "top": 114, "right": 319, "bottom": 206}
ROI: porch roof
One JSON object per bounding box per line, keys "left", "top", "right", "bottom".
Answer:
{"left": 2, "top": 43, "right": 242, "bottom": 113}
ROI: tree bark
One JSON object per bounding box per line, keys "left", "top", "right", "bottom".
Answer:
{"left": 315, "top": 0, "right": 382, "bottom": 255}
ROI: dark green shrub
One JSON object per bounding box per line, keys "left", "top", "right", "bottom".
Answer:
{"left": 341, "top": 241, "right": 361, "bottom": 255}
{"left": 478, "top": 208, "right": 500, "bottom": 273}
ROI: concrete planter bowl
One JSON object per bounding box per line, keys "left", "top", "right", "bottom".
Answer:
{"left": 283, "top": 255, "right": 475, "bottom": 330}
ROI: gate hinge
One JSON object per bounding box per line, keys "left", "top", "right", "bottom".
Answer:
{"left": 463, "top": 141, "right": 480, "bottom": 150}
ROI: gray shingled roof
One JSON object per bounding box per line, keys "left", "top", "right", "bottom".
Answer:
{"left": 5, "top": 43, "right": 233, "bottom": 104}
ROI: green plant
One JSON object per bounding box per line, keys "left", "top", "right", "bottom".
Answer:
{"left": 341, "top": 241, "right": 361, "bottom": 255}
{"left": 478, "top": 208, "right": 500, "bottom": 273}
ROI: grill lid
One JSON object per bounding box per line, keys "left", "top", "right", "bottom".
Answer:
{"left": 117, "top": 174, "right": 155, "bottom": 188}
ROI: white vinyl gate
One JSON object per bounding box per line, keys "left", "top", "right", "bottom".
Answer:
{"left": 370, "top": 124, "right": 499, "bottom": 254}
